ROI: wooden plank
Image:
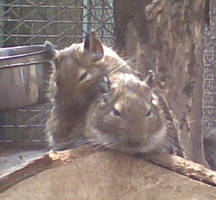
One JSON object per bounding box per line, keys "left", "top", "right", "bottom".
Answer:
{"left": 1, "top": 150, "right": 216, "bottom": 200}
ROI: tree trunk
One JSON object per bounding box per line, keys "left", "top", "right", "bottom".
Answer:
{"left": 113, "top": 0, "right": 209, "bottom": 166}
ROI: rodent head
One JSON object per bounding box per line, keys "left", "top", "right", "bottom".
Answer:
{"left": 46, "top": 32, "right": 126, "bottom": 150}
{"left": 51, "top": 32, "right": 104, "bottom": 109}
{"left": 52, "top": 32, "right": 126, "bottom": 109}
{"left": 85, "top": 72, "right": 168, "bottom": 154}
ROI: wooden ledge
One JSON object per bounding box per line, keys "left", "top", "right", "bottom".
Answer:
{"left": 1, "top": 146, "right": 216, "bottom": 199}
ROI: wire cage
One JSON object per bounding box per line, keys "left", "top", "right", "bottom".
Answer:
{"left": 0, "top": 0, "right": 113, "bottom": 145}
{"left": 202, "top": 0, "right": 216, "bottom": 136}
{"left": 0, "top": 0, "right": 215, "bottom": 146}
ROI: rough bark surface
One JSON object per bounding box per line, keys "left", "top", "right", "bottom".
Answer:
{"left": 114, "top": 0, "right": 208, "bottom": 165}
{"left": 1, "top": 151, "right": 216, "bottom": 200}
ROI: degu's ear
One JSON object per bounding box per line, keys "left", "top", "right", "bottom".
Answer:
{"left": 44, "top": 40, "right": 58, "bottom": 60}
{"left": 84, "top": 31, "right": 104, "bottom": 62}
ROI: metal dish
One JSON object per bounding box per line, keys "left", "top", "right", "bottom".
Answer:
{"left": 0, "top": 42, "right": 55, "bottom": 110}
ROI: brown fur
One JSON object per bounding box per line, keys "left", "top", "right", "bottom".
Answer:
{"left": 46, "top": 32, "right": 182, "bottom": 155}
{"left": 85, "top": 70, "right": 183, "bottom": 155}
{"left": 46, "top": 33, "right": 128, "bottom": 150}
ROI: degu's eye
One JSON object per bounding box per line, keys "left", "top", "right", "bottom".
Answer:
{"left": 78, "top": 71, "right": 88, "bottom": 82}
{"left": 112, "top": 107, "right": 121, "bottom": 116}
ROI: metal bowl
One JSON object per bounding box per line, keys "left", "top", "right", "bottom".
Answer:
{"left": 0, "top": 43, "right": 55, "bottom": 110}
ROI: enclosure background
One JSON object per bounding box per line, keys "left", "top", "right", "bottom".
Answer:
{"left": 0, "top": 0, "right": 113, "bottom": 144}
{"left": 0, "top": 0, "right": 215, "bottom": 145}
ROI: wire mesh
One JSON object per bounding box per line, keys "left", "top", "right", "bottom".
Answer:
{"left": 202, "top": 0, "right": 216, "bottom": 136}
{"left": 0, "top": 0, "right": 113, "bottom": 144}
{"left": 0, "top": 0, "right": 113, "bottom": 48}
{"left": 1, "top": 0, "right": 215, "bottom": 144}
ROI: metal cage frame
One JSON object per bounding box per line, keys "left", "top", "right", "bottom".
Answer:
{"left": 0, "top": 0, "right": 113, "bottom": 144}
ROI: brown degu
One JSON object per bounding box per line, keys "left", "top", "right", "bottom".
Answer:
{"left": 46, "top": 31, "right": 182, "bottom": 155}
{"left": 46, "top": 32, "right": 127, "bottom": 150}
{"left": 85, "top": 70, "right": 183, "bottom": 155}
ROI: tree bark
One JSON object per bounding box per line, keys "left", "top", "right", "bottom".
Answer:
{"left": 114, "top": 0, "right": 209, "bottom": 166}
{"left": 1, "top": 149, "right": 216, "bottom": 200}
